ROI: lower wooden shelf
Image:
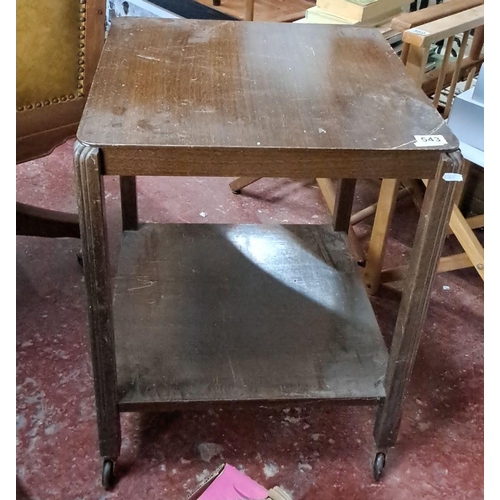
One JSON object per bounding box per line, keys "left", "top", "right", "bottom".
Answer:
{"left": 113, "top": 223, "right": 387, "bottom": 411}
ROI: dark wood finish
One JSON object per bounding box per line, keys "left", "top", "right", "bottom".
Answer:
{"left": 102, "top": 148, "right": 443, "bottom": 179}
{"left": 74, "top": 19, "right": 462, "bottom": 476}
{"left": 16, "top": 202, "right": 80, "bottom": 238}
{"left": 78, "top": 19, "right": 458, "bottom": 180}
{"left": 119, "top": 177, "right": 138, "bottom": 231}
{"left": 332, "top": 179, "right": 356, "bottom": 233}
{"left": 374, "top": 151, "right": 464, "bottom": 449}
{"left": 229, "top": 176, "right": 262, "bottom": 192}
{"left": 113, "top": 224, "right": 388, "bottom": 410}
{"left": 74, "top": 141, "right": 121, "bottom": 459}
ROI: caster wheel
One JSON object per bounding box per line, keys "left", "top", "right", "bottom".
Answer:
{"left": 373, "top": 452, "right": 386, "bottom": 481}
{"left": 102, "top": 459, "right": 116, "bottom": 490}
{"left": 232, "top": 189, "right": 242, "bottom": 195}
{"left": 76, "top": 252, "right": 83, "bottom": 267}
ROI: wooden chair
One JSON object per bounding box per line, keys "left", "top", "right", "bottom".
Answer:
{"left": 362, "top": 3, "right": 484, "bottom": 294}
{"left": 16, "top": 0, "right": 105, "bottom": 238}
{"left": 212, "top": 0, "right": 255, "bottom": 20}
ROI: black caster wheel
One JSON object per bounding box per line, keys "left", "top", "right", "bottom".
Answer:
{"left": 76, "top": 252, "right": 83, "bottom": 267}
{"left": 232, "top": 189, "right": 242, "bottom": 195}
{"left": 373, "top": 452, "right": 386, "bottom": 481}
{"left": 102, "top": 459, "right": 116, "bottom": 490}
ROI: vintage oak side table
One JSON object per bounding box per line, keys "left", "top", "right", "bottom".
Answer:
{"left": 74, "top": 18, "right": 463, "bottom": 489}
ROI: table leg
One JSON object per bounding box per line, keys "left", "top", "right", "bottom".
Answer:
{"left": 374, "top": 152, "right": 464, "bottom": 450}
{"left": 120, "top": 176, "right": 138, "bottom": 231}
{"left": 74, "top": 141, "right": 121, "bottom": 464}
{"left": 332, "top": 179, "right": 356, "bottom": 233}
{"left": 229, "top": 176, "right": 262, "bottom": 194}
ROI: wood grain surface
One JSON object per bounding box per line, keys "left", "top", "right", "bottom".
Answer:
{"left": 78, "top": 19, "right": 458, "bottom": 179}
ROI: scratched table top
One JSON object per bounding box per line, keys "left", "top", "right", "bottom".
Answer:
{"left": 78, "top": 19, "right": 458, "bottom": 178}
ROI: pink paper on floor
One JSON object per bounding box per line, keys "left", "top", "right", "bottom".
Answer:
{"left": 197, "top": 464, "right": 268, "bottom": 500}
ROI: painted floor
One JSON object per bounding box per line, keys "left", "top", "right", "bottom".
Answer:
{"left": 17, "top": 139, "right": 483, "bottom": 499}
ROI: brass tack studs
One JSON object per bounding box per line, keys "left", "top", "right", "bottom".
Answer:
{"left": 77, "top": 83, "right": 83, "bottom": 89}
{"left": 27, "top": 104, "right": 33, "bottom": 109}
{"left": 35, "top": 102, "right": 42, "bottom": 108}
{"left": 52, "top": 98, "right": 59, "bottom": 103}
{"left": 69, "top": 94, "right": 75, "bottom": 99}
{"left": 77, "top": 92, "right": 84, "bottom": 97}
{"left": 44, "top": 100, "right": 50, "bottom": 105}
{"left": 17, "top": 106, "right": 24, "bottom": 112}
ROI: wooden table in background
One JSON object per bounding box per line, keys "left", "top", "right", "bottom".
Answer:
{"left": 74, "top": 18, "right": 463, "bottom": 489}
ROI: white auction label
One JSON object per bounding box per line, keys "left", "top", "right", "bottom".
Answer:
{"left": 414, "top": 135, "right": 448, "bottom": 147}
{"left": 442, "top": 173, "right": 463, "bottom": 182}
{"left": 407, "top": 28, "right": 430, "bottom": 36}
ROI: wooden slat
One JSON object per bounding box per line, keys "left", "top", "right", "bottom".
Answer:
{"left": 421, "top": 54, "right": 483, "bottom": 96}
{"left": 443, "top": 30, "right": 471, "bottom": 118}
{"left": 350, "top": 186, "right": 411, "bottom": 226}
{"left": 245, "top": 0, "right": 254, "bottom": 20}
{"left": 449, "top": 205, "right": 484, "bottom": 279}
{"left": 391, "top": 0, "right": 483, "bottom": 31}
{"left": 432, "top": 36, "right": 454, "bottom": 108}
{"left": 381, "top": 253, "right": 473, "bottom": 283}
{"left": 465, "top": 214, "right": 484, "bottom": 230}
{"left": 405, "top": 45, "right": 429, "bottom": 87}
{"left": 402, "top": 5, "right": 483, "bottom": 48}
{"left": 364, "top": 179, "right": 399, "bottom": 295}
{"left": 317, "top": 178, "right": 336, "bottom": 214}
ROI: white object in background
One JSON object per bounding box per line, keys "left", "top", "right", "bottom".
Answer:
{"left": 107, "top": 0, "right": 180, "bottom": 20}
{"left": 447, "top": 65, "right": 484, "bottom": 168}
{"left": 473, "top": 64, "right": 484, "bottom": 105}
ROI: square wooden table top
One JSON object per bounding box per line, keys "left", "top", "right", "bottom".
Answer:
{"left": 78, "top": 18, "right": 459, "bottom": 179}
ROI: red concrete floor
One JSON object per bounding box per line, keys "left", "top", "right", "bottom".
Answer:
{"left": 16, "top": 139, "right": 484, "bottom": 499}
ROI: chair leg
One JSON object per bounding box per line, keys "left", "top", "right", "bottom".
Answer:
{"left": 245, "top": 0, "right": 255, "bottom": 20}
{"left": 364, "top": 179, "right": 399, "bottom": 295}
{"left": 448, "top": 204, "right": 484, "bottom": 279}
{"left": 229, "top": 177, "right": 262, "bottom": 194}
